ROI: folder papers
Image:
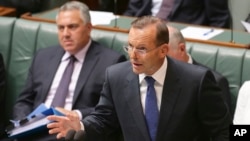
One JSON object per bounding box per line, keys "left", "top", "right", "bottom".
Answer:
{"left": 7, "top": 103, "right": 64, "bottom": 139}
{"left": 89, "top": 10, "right": 118, "bottom": 26}
{"left": 181, "top": 27, "right": 224, "bottom": 40}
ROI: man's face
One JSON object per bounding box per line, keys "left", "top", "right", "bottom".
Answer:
{"left": 56, "top": 10, "right": 92, "bottom": 54}
{"left": 127, "top": 25, "right": 168, "bottom": 75}
{"left": 167, "top": 41, "right": 187, "bottom": 62}
{"left": 167, "top": 44, "right": 180, "bottom": 60}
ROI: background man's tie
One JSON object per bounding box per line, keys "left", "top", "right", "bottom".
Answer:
{"left": 51, "top": 55, "right": 76, "bottom": 107}
{"left": 145, "top": 76, "right": 159, "bottom": 141}
{"left": 156, "top": 0, "right": 174, "bottom": 20}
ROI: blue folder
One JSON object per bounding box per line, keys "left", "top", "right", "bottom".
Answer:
{"left": 7, "top": 103, "right": 64, "bottom": 139}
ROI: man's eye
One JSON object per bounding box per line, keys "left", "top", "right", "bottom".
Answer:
{"left": 58, "top": 26, "right": 64, "bottom": 31}
{"left": 69, "top": 25, "right": 78, "bottom": 30}
{"left": 137, "top": 47, "right": 147, "bottom": 51}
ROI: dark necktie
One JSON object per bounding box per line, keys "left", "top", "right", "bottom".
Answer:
{"left": 145, "top": 76, "right": 159, "bottom": 141}
{"left": 51, "top": 55, "right": 76, "bottom": 107}
{"left": 156, "top": 0, "right": 174, "bottom": 20}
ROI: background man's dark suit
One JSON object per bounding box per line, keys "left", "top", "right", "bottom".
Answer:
{"left": 0, "top": 53, "right": 6, "bottom": 139}
{"left": 0, "top": 0, "right": 12, "bottom": 7}
{"left": 12, "top": 41, "right": 126, "bottom": 141}
{"left": 193, "top": 59, "right": 232, "bottom": 116}
{"left": 123, "top": 0, "right": 230, "bottom": 28}
{"left": 83, "top": 57, "right": 232, "bottom": 141}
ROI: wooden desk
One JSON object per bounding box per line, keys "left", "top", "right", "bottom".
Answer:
{"left": 0, "top": 6, "right": 16, "bottom": 16}
{"left": 21, "top": 8, "right": 250, "bottom": 49}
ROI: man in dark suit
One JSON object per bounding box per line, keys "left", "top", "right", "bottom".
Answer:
{"left": 11, "top": 1, "right": 126, "bottom": 141}
{"left": 48, "top": 16, "right": 231, "bottom": 141}
{"left": 0, "top": 53, "right": 6, "bottom": 139}
{"left": 166, "top": 25, "right": 232, "bottom": 116}
{"left": 123, "top": 0, "right": 230, "bottom": 28}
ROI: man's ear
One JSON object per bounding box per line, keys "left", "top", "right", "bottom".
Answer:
{"left": 160, "top": 43, "right": 169, "bottom": 56}
{"left": 87, "top": 22, "right": 92, "bottom": 30}
{"left": 179, "top": 43, "right": 186, "bottom": 52}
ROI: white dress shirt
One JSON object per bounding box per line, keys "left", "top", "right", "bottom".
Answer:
{"left": 234, "top": 81, "right": 250, "bottom": 124}
{"left": 151, "top": 0, "right": 163, "bottom": 16}
{"left": 139, "top": 58, "right": 167, "bottom": 113}
{"left": 45, "top": 40, "right": 91, "bottom": 119}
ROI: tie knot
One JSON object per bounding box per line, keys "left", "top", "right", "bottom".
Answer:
{"left": 69, "top": 55, "right": 77, "bottom": 62}
{"left": 145, "top": 76, "right": 155, "bottom": 86}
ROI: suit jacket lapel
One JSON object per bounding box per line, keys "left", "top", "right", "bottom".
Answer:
{"left": 73, "top": 42, "right": 100, "bottom": 104}
{"left": 157, "top": 58, "right": 181, "bottom": 140}
{"left": 125, "top": 70, "right": 151, "bottom": 141}
{"left": 41, "top": 47, "right": 65, "bottom": 102}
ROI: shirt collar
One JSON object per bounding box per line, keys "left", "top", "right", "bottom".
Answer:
{"left": 139, "top": 57, "right": 168, "bottom": 86}
{"left": 187, "top": 53, "right": 193, "bottom": 64}
{"left": 62, "top": 39, "right": 92, "bottom": 63}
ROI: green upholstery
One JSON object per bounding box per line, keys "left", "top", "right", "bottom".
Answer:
{"left": 216, "top": 48, "right": 246, "bottom": 108}
{"left": 111, "top": 32, "right": 129, "bottom": 58}
{"left": 5, "top": 19, "right": 40, "bottom": 119}
{"left": 0, "top": 17, "right": 250, "bottom": 126}
{"left": 0, "top": 17, "right": 16, "bottom": 67}
{"left": 191, "top": 44, "right": 219, "bottom": 69}
{"left": 188, "top": 43, "right": 249, "bottom": 111}
{"left": 242, "top": 51, "right": 250, "bottom": 82}
{"left": 91, "top": 29, "right": 115, "bottom": 50}
{"left": 36, "top": 23, "right": 58, "bottom": 50}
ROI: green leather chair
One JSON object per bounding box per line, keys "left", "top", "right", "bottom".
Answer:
{"left": 5, "top": 19, "right": 40, "bottom": 120}
{"left": 0, "top": 17, "right": 16, "bottom": 67}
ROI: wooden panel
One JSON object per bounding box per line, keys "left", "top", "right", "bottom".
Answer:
{"left": 0, "top": 6, "right": 16, "bottom": 16}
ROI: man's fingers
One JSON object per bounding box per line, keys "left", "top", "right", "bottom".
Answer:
{"left": 47, "top": 115, "right": 68, "bottom": 121}
{"left": 55, "top": 107, "right": 68, "bottom": 114}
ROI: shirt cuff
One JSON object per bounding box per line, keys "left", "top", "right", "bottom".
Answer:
{"left": 80, "top": 121, "right": 85, "bottom": 130}
{"left": 73, "top": 109, "right": 83, "bottom": 119}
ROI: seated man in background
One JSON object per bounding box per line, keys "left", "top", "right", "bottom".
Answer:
{"left": 167, "top": 25, "right": 232, "bottom": 116}
{"left": 123, "top": 0, "right": 231, "bottom": 28}
{"left": 11, "top": 1, "right": 126, "bottom": 141}
{"left": 0, "top": 53, "right": 6, "bottom": 139}
{"left": 233, "top": 80, "right": 250, "bottom": 124}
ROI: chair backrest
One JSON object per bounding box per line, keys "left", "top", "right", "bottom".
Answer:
{"left": 189, "top": 43, "right": 250, "bottom": 111}
{"left": 5, "top": 19, "right": 40, "bottom": 119}
{"left": 0, "top": 17, "right": 16, "bottom": 67}
{"left": 36, "top": 22, "right": 58, "bottom": 50}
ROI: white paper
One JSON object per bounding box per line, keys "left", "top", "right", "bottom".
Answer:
{"left": 241, "top": 20, "right": 250, "bottom": 33}
{"left": 180, "top": 27, "right": 224, "bottom": 40}
{"left": 89, "top": 11, "right": 119, "bottom": 25}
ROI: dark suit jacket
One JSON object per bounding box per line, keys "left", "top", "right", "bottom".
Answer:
{"left": 123, "top": 0, "right": 230, "bottom": 28}
{"left": 0, "top": 53, "right": 6, "bottom": 138}
{"left": 0, "top": 0, "right": 12, "bottom": 6}
{"left": 12, "top": 41, "right": 126, "bottom": 141}
{"left": 83, "top": 57, "right": 232, "bottom": 141}
{"left": 193, "top": 59, "right": 232, "bottom": 117}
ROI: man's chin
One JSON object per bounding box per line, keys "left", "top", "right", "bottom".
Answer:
{"left": 132, "top": 68, "right": 143, "bottom": 74}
